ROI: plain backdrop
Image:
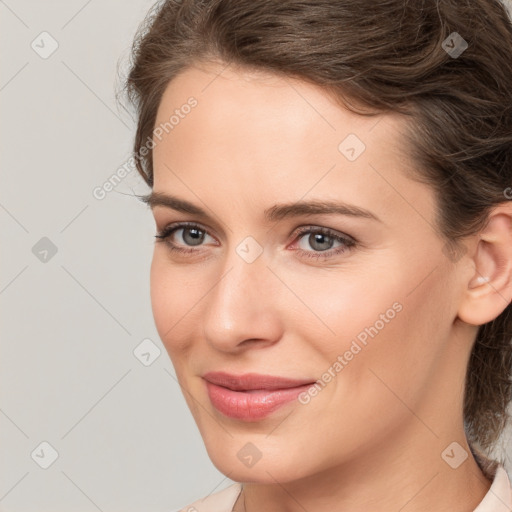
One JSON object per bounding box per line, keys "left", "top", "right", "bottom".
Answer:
{"left": 1, "top": 1, "right": 512, "bottom": 511}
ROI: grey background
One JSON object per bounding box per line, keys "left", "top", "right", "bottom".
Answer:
{"left": 1, "top": 1, "right": 511, "bottom": 511}
{"left": 0, "top": 1, "right": 233, "bottom": 511}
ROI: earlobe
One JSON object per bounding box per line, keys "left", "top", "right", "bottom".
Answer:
{"left": 457, "top": 203, "right": 512, "bottom": 326}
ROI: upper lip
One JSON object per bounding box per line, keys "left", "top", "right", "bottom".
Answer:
{"left": 202, "top": 371, "right": 317, "bottom": 391}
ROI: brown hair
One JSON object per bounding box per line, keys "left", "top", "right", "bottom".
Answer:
{"left": 122, "top": 0, "right": 512, "bottom": 455}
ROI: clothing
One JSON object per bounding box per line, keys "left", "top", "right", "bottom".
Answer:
{"left": 175, "top": 465, "right": 512, "bottom": 512}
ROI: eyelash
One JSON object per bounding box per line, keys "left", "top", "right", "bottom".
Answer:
{"left": 154, "top": 222, "right": 356, "bottom": 261}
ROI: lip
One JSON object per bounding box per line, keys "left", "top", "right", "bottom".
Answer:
{"left": 202, "top": 372, "right": 317, "bottom": 421}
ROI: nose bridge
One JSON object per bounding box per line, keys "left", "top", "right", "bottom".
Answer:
{"left": 202, "top": 239, "right": 281, "bottom": 349}
{"left": 210, "top": 240, "right": 269, "bottom": 320}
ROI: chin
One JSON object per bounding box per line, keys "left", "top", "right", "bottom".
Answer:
{"left": 204, "top": 437, "right": 315, "bottom": 484}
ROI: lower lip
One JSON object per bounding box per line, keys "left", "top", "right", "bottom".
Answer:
{"left": 204, "top": 380, "right": 314, "bottom": 421}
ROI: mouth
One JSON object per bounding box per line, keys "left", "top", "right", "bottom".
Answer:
{"left": 202, "top": 372, "right": 317, "bottom": 421}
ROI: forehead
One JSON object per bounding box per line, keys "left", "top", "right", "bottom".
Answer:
{"left": 154, "top": 61, "right": 394, "bottom": 149}
{"left": 151, "top": 61, "right": 435, "bottom": 231}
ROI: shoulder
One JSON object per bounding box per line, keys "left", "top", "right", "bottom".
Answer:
{"left": 469, "top": 443, "right": 512, "bottom": 511}
{"left": 473, "top": 465, "right": 512, "bottom": 511}
{"left": 174, "top": 483, "right": 243, "bottom": 512}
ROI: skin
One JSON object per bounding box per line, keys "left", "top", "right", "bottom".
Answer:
{"left": 147, "top": 60, "right": 512, "bottom": 512}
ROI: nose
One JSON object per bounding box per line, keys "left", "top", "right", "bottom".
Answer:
{"left": 201, "top": 244, "right": 284, "bottom": 353}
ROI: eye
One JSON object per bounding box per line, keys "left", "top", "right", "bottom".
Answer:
{"left": 154, "top": 222, "right": 216, "bottom": 254}
{"left": 292, "top": 226, "right": 356, "bottom": 260}
{"left": 154, "top": 222, "right": 356, "bottom": 260}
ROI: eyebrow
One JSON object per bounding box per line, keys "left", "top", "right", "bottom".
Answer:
{"left": 139, "top": 191, "right": 381, "bottom": 223}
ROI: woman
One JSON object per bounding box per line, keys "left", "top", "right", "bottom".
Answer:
{"left": 123, "top": 0, "right": 512, "bottom": 510}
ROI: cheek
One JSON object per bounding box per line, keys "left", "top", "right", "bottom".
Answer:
{"left": 297, "top": 259, "right": 445, "bottom": 392}
{"left": 285, "top": 264, "right": 402, "bottom": 357}
{"left": 149, "top": 251, "right": 194, "bottom": 354}
{"left": 334, "top": 268, "right": 453, "bottom": 413}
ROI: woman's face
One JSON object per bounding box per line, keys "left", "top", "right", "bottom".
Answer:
{"left": 148, "top": 61, "right": 472, "bottom": 482}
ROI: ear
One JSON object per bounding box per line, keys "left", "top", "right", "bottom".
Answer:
{"left": 457, "top": 202, "right": 512, "bottom": 326}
